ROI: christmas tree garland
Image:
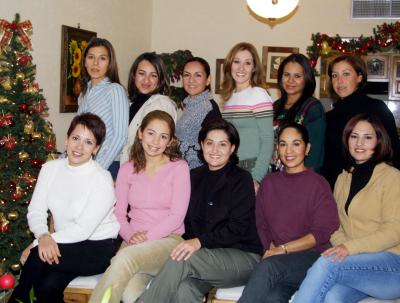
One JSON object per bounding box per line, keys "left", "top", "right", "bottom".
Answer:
{"left": 307, "top": 21, "right": 400, "bottom": 72}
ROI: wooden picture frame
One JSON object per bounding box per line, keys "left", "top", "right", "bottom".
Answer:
{"left": 262, "top": 46, "right": 299, "bottom": 88}
{"left": 214, "top": 58, "right": 225, "bottom": 94}
{"left": 319, "top": 55, "right": 340, "bottom": 98}
{"left": 389, "top": 55, "right": 400, "bottom": 101}
{"left": 60, "top": 25, "right": 96, "bottom": 113}
{"left": 364, "top": 54, "right": 390, "bottom": 82}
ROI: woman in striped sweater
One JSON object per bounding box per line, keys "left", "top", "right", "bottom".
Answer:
{"left": 78, "top": 37, "right": 129, "bottom": 179}
{"left": 220, "top": 42, "right": 274, "bottom": 192}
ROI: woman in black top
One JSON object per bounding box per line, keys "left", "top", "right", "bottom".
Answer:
{"left": 321, "top": 54, "right": 400, "bottom": 188}
{"left": 137, "top": 118, "right": 262, "bottom": 303}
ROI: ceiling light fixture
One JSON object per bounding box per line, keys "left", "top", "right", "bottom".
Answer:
{"left": 247, "top": 0, "right": 299, "bottom": 20}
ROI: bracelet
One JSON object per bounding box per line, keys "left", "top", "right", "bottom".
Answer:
{"left": 280, "top": 244, "right": 288, "bottom": 254}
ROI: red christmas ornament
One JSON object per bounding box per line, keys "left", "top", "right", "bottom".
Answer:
{"left": 0, "top": 273, "right": 15, "bottom": 289}
{"left": 30, "top": 159, "right": 43, "bottom": 168}
{"left": 0, "top": 113, "right": 13, "bottom": 127}
{"left": 18, "top": 55, "right": 30, "bottom": 66}
{"left": 18, "top": 103, "right": 28, "bottom": 112}
{"left": 4, "top": 136, "right": 16, "bottom": 150}
{"left": 46, "top": 140, "right": 56, "bottom": 150}
{"left": 309, "top": 59, "right": 317, "bottom": 68}
{"left": 0, "top": 220, "right": 10, "bottom": 233}
{"left": 11, "top": 191, "right": 23, "bottom": 201}
{"left": 34, "top": 101, "right": 46, "bottom": 113}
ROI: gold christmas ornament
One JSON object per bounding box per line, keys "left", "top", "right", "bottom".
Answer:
{"left": 321, "top": 41, "right": 332, "bottom": 56}
{"left": 31, "top": 132, "right": 42, "bottom": 140}
{"left": 26, "top": 85, "right": 38, "bottom": 94}
{"left": 2, "top": 78, "right": 12, "bottom": 90}
{"left": 0, "top": 96, "right": 10, "bottom": 103}
{"left": 44, "top": 123, "right": 53, "bottom": 134}
{"left": 0, "top": 66, "right": 8, "bottom": 72}
{"left": 7, "top": 211, "right": 19, "bottom": 221}
{"left": 24, "top": 120, "right": 34, "bottom": 134}
{"left": 47, "top": 153, "right": 58, "bottom": 161}
{"left": 15, "top": 72, "right": 25, "bottom": 80}
{"left": 18, "top": 151, "right": 29, "bottom": 161}
{"left": 10, "top": 263, "right": 21, "bottom": 271}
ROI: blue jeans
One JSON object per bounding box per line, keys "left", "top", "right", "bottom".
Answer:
{"left": 292, "top": 252, "right": 400, "bottom": 303}
{"left": 238, "top": 251, "right": 319, "bottom": 303}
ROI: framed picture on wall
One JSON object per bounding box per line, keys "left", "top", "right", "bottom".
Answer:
{"left": 262, "top": 46, "right": 299, "bottom": 88}
{"left": 363, "top": 54, "right": 390, "bottom": 82}
{"left": 319, "top": 55, "right": 340, "bottom": 98}
{"left": 389, "top": 55, "right": 400, "bottom": 101}
{"left": 215, "top": 58, "right": 225, "bottom": 94}
{"left": 60, "top": 25, "right": 96, "bottom": 113}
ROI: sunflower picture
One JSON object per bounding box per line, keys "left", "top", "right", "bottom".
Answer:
{"left": 60, "top": 25, "right": 96, "bottom": 112}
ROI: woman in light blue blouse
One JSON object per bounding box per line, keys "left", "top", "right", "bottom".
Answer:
{"left": 78, "top": 37, "right": 129, "bottom": 179}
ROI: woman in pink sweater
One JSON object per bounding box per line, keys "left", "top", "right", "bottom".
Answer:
{"left": 89, "top": 110, "right": 190, "bottom": 303}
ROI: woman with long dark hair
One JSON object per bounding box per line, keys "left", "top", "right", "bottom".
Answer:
{"left": 78, "top": 37, "right": 129, "bottom": 179}
{"left": 271, "top": 53, "right": 325, "bottom": 172}
{"left": 119, "top": 52, "right": 177, "bottom": 165}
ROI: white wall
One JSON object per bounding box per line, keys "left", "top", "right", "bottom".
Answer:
{"left": 1, "top": 0, "right": 152, "bottom": 148}
{"left": 151, "top": 0, "right": 394, "bottom": 100}
{"left": 1, "top": 0, "right": 395, "bottom": 146}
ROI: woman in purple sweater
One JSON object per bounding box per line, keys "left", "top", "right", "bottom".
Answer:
{"left": 238, "top": 122, "right": 339, "bottom": 303}
{"left": 89, "top": 110, "right": 190, "bottom": 303}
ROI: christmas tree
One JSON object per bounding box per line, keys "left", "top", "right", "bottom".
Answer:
{"left": 0, "top": 14, "right": 57, "bottom": 276}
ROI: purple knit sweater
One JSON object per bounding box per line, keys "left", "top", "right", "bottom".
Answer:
{"left": 256, "top": 169, "right": 339, "bottom": 253}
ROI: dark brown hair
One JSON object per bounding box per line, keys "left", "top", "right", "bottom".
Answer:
{"left": 67, "top": 113, "right": 106, "bottom": 146}
{"left": 220, "top": 42, "right": 266, "bottom": 101}
{"left": 274, "top": 53, "right": 316, "bottom": 121}
{"left": 183, "top": 57, "right": 212, "bottom": 92}
{"left": 127, "top": 52, "right": 170, "bottom": 101}
{"left": 81, "top": 37, "right": 121, "bottom": 95}
{"left": 342, "top": 113, "right": 393, "bottom": 171}
{"left": 130, "top": 110, "right": 181, "bottom": 173}
{"left": 328, "top": 54, "right": 367, "bottom": 93}
{"left": 197, "top": 118, "right": 240, "bottom": 165}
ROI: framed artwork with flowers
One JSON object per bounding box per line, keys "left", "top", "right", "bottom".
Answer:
{"left": 261, "top": 46, "right": 299, "bottom": 88}
{"left": 214, "top": 58, "right": 225, "bottom": 94}
{"left": 59, "top": 25, "right": 96, "bottom": 112}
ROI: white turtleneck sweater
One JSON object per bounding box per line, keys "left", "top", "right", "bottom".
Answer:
{"left": 28, "top": 158, "right": 119, "bottom": 246}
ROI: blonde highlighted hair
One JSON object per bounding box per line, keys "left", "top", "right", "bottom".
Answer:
{"left": 220, "top": 42, "right": 266, "bottom": 101}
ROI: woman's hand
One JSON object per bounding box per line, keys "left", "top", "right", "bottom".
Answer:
{"left": 322, "top": 244, "right": 350, "bottom": 262}
{"left": 262, "top": 244, "right": 285, "bottom": 259}
{"left": 171, "top": 238, "right": 201, "bottom": 261}
{"left": 38, "top": 234, "right": 61, "bottom": 265}
{"left": 129, "top": 231, "right": 148, "bottom": 245}
{"left": 20, "top": 243, "right": 33, "bottom": 265}
{"left": 254, "top": 180, "right": 260, "bottom": 194}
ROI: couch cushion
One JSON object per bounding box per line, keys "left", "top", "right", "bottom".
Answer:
{"left": 67, "top": 274, "right": 103, "bottom": 289}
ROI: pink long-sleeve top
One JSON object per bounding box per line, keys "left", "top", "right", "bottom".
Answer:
{"left": 114, "top": 159, "right": 190, "bottom": 242}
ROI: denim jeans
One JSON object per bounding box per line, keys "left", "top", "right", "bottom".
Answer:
{"left": 238, "top": 251, "right": 319, "bottom": 303}
{"left": 293, "top": 252, "right": 400, "bottom": 303}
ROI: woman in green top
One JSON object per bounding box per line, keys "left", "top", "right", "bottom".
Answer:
{"left": 271, "top": 53, "right": 325, "bottom": 172}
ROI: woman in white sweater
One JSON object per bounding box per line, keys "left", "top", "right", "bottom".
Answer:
{"left": 119, "top": 52, "right": 177, "bottom": 164}
{"left": 9, "top": 113, "right": 119, "bottom": 303}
